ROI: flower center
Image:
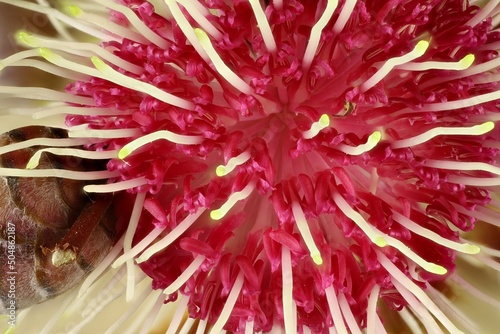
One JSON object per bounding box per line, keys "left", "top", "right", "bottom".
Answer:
{"left": 2, "top": 1, "right": 500, "bottom": 333}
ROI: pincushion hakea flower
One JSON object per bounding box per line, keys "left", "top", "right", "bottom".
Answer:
{"left": 1, "top": 0, "right": 500, "bottom": 333}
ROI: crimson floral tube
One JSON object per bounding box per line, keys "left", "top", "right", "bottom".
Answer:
{"left": 1, "top": 0, "right": 500, "bottom": 333}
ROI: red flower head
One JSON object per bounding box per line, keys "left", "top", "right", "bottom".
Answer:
{"left": 1, "top": 0, "right": 500, "bottom": 333}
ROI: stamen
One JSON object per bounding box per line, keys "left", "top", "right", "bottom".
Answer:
{"left": 302, "top": 114, "right": 330, "bottom": 139}
{"left": 2, "top": 59, "right": 88, "bottom": 82}
{"left": 391, "top": 121, "right": 494, "bottom": 148}
{"left": 0, "top": 85, "right": 95, "bottom": 105}
{"left": 447, "top": 175, "right": 500, "bottom": 186}
{"left": 83, "top": 177, "right": 148, "bottom": 193}
{"left": 33, "top": 106, "right": 131, "bottom": 119}
{"left": 78, "top": 234, "right": 125, "bottom": 297}
{"left": 103, "top": 284, "right": 156, "bottom": 334}
{"left": 68, "top": 5, "right": 148, "bottom": 45}
{"left": 176, "top": 0, "right": 223, "bottom": 40}
{"left": 369, "top": 167, "right": 379, "bottom": 195}
{"left": 36, "top": 0, "right": 72, "bottom": 41}
{"left": 420, "top": 90, "right": 500, "bottom": 112}
{"left": 291, "top": 201, "right": 323, "bottom": 265}
{"left": 450, "top": 273, "right": 500, "bottom": 309}
{"left": 91, "top": 56, "right": 195, "bottom": 110}
{"left": 68, "top": 279, "right": 127, "bottom": 333}
{"left": 375, "top": 317, "right": 387, "bottom": 334}
{"left": 38, "top": 47, "right": 102, "bottom": 77}
{"left": 451, "top": 202, "right": 500, "bottom": 226}
{"left": 475, "top": 253, "right": 500, "bottom": 272}
{"left": 366, "top": 285, "right": 380, "bottom": 334}
{"left": 244, "top": 319, "right": 254, "bottom": 334}
{"left": 15, "top": 30, "right": 143, "bottom": 75}
{"left": 140, "top": 289, "right": 167, "bottom": 334}
{"left": 361, "top": 40, "right": 429, "bottom": 92}
{"left": 124, "top": 193, "right": 146, "bottom": 302}
{"left": 332, "top": 192, "right": 387, "bottom": 247}
{"left": 378, "top": 252, "right": 464, "bottom": 334}
{"left": 210, "top": 181, "right": 256, "bottom": 220}
{"left": 461, "top": 55, "right": 500, "bottom": 77}
{"left": 194, "top": 28, "right": 254, "bottom": 94}
{"left": 0, "top": 138, "right": 95, "bottom": 155}
{"left": 39, "top": 289, "right": 77, "bottom": 334}
{"left": 470, "top": 242, "right": 500, "bottom": 259}
{"left": 302, "top": 0, "right": 339, "bottom": 70}
{"left": 69, "top": 267, "right": 127, "bottom": 316}
{"left": 1, "top": 49, "right": 40, "bottom": 67}
{"left": 92, "top": 0, "right": 168, "bottom": 48}
{"left": 372, "top": 226, "right": 447, "bottom": 275}
{"left": 466, "top": 0, "right": 500, "bottom": 27}
{"left": 399, "top": 308, "right": 425, "bottom": 334}
{"left": 179, "top": 317, "right": 197, "bottom": 334}
{"left": 0, "top": 114, "right": 67, "bottom": 134}
{"left": 391, "top": 280, "right": 444, "bottom": 334}
{"left": 338, "top": 293, "right": 363, "bottom": 334}
{"left": 396, "top": 54, "right": 475, "bottom": 71}
{"left": 216, "top": 151, "right": 251, "bottom": 176}
{"left": 281, "top": 246, "right": 296, "bottom": 334}
{"left": 392, "top": 211, "right": 480, "bottom": 254}
{"left": 119, "top": 130, "right": 204, "bottom": 160}
{"left": 208, "top": 272, "right": 244, "bottom": 334}
{"left": 166, "top": 295, "right": 190, "bottom": 334}
{"left": 68, "top": 128, "right": 142, "bottom": 139}
{"left": 112, "top": 227, "right": 165, "bottom": 268}
{"left": 0, "top": 168, "right": 117, "bottom": 180}
{"left": 125, "top": 259, "right": 138, "bottom": 305}
{"left": 426, "top": 285, "right": 479, "bottom": 334}
{"left": 337, "top": 131, "right": 381, "bottom": 155}
{"left": 163, "top": 255, "right": 205, "bottom": 294}
{"left": 248, "top": 0, "right": 277, "bottom": 53}
{"left": 196, "top": 320, "right": 208, "bottom": 334}
{"left": 424, "top": 159, "right": 500, "bottom": 176}
{"left": 164, "top": 0, "right": 210, "bottom": 61}
{"left": 324, "top": 285, "right": 348, "bottom": 334}
{"left": 178, "top": 0, "right": 211, "bottom": 16}
{"left": 122, "top": 288, "right": 165, "bottom": 334}
{"left": 78, "top": 268, "right": 131, "bottom": 316}
{"left": 26, "top": 148, "right": 118, "bottom": 169}
{"left": 136, "top": 208, "right": 205, "bottom": 263}
{"left": 0, "top": 0, "right": 115, "bottom": 41}
{"left": 333, "top": 0, "right": 357, "bottom": 34}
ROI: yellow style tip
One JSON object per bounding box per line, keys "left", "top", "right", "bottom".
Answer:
{"left": 373, "top": 235, "right": 387, "bottom": 247}
{"left": 312, "top": 253, "right": 323, "bottom": 265}
{"left": 15, "top": 30, "right": 36, "bottom": 47}
{"left": 415, "top": 40, "right": 430, "bottom": 54}
{"left": 210, "top": 209, "right": 222, "bottom": 221}
{"left": 68, "top": 5, "right": 83, "bottom": 17}
{"left": 460, "top": 54, "right": 475, "bottom": 68}
{"left": 216, "top": 165, "right": 226, "bottom": 177}
{"left": 118, "top": 148, "right": 131, "bottom": 160}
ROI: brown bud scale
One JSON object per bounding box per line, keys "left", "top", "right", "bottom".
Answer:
{"left": 0, "top": 127, "right": 117, "bottom": 312}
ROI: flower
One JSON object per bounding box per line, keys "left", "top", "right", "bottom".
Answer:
{"left": 1, "top": 0, "right": 500, "bottom": 333}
